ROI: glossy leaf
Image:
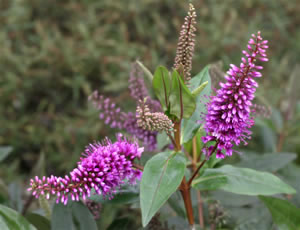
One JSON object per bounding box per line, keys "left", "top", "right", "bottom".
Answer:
{"left": 152, "top": 66, "right": 171, "bottom": 111}
{"left": 181, "top": 66, "right": 211, "bottom": 143}
{"left": 169, "top": 70, "right": 196, "bottom": 119}
{"left": 192, "top": 165, "right": 296, "bottom": 195}
{"left": 260, "top": 196, "right": 300, "bottom": 230}
{"left": 140, "top": 151, "right": 186, "bottom": 227}
{"left": 237, "top": 152, "right": 297, "bottom": 172}
{"left": 0, "top": 204, "right": 36, "bottom": 230}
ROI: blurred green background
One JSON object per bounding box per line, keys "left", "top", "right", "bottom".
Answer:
{"left": 0, "top": 0, "right": 299, "bottom": 228}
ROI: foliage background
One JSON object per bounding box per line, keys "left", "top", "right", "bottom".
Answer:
{"left": 0, "top": 0, "right": 299, "bottom": 229}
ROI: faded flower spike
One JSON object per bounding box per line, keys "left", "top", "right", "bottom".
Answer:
{"left": 202, "top": 31, "right": 269, "bottom": 158}
{"left": 136, "top": 99, "right": 174, "bottom": 135}
{"left": 174, "top": 3, "right": 197, "bottom": 83}
{"left": 28, "top": 135, "right": 144, "bottom": 205}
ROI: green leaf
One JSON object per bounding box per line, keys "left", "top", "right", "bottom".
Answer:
{"left": 260, "top": 196, "right": 300, "bottom": 230}
{"left": 192, "top": 165, "right": 296, "bottom": 195}
{"left": 89, "top": 190, "right": 138, "bottom": 205}
{"left": 140, "top": 151, "right": 186, "bottom": 227}
{"left": 181, "top": 66, "right": 211, "bottom": 143}
{"left": 71, "top": 202, "right": 98, "bottom": 230}
{"left": 0, "top": 204, "right": 37, "bottom": 230}
{"left": 156, "top": 132, "right": 171, "bottom": 150}
{"left": 169, "top": 70, "right": 196, "bottom": 119}
{"left": 51, "top": 201, "right": 97, "bottom": 230}
{"left": 152, "top": 66, "right": 171, "bottom": 111}
{"left": 51, "top": 203, "right": 74, "bottom": 230}
{"left": 136, "top": 60, "right": 153, "bottom": 82}
{"left": 237, "top": 152, "right": 297, "bottom": 172}
{"left": 0, "top": 146, "right": 13, "bottom": 162}
{"left": 25, "top": 213, "right": 51, "bottom": 230}
{"left": 191, "top": 81, "right": 208, "bottom": 97}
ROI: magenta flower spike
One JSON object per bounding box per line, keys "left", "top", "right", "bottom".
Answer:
{"left": 202, "top": 31, "right": 269, "bottom": 158}
{"left": 28, "top": 135, "right": 144, "bottom": 205}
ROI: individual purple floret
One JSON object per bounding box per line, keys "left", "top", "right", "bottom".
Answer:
{"left": 202, "top": 31, "right": 269, "bottom": 158}
{"left": 28, "top": 135, "right": 144, "bottom": 205}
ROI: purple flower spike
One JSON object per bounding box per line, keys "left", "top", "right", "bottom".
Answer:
{"left": 28, "top": 135, "right": 144, "bottom": 204}
{"left": 202, "top": 31, "right": 268, "bottom": 158}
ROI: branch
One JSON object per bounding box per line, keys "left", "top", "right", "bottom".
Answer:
{"left": 132, "top": 163, "right": 144, "bottom": 171}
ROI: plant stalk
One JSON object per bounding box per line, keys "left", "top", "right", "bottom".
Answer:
{"left": 192, "top": 137, "right": 204, "bottom": 228}
{"left": 174, "top": 122, "right": 195, "bottom": 227}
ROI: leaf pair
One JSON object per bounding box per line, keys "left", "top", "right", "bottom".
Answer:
{"left": 152, "top": 66, "right": 196, "bottom": 120}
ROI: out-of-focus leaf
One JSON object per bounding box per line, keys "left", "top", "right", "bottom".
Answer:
{"left": 167, "top": 192, "right": 186, "bottom": 218}
{"left": 89, "top": 190, "right": 139, "bottom": 205}
{"left": 0, "top": 204, "right": 37, "bottom": 230}
{"left": 51, "top": 203, "right": 74, "bottom": 230}
{"left": 0, "top": 147, "right": 13, "bottom": 162}
{"left": 236, "top": 152, "right": 297, "bottom": 172}
{"left": 136, "top": 60, "right": 153, "bottom": 82}
{"left": 156, "top": 132, "right": 171, "bottom": 150}
{"left": 169, "top": 70, "right": 196, "bottom": 119}
{"left": 71, "top": 202, "right": 98, "bottom": 230}
{"left": 278, "top": 163, "right": 300, "bottom": 206}
{"left": 51, "top": 201, "right": 97, "bottom": 230}
{"left": 9, "top": 183, "right": 23, "bottom": 213}
{"left": 260, "top": 196, "right": 300, "bottom": 230}
{"left": 261, "top": 126, "right": 277, "bottom": 152}
{"left": 192, "top": 165, "right": 296, "bottom": 195}
{"left": 25, "top": 213, "right": 51, "bottom": 230}
{"left": 181, "top": 66, "right": 211, "bottom": 143}
{"left": 107, "top": 218, "right": 134, "bottom": 230}
{"left": 140, "top": 151, "right": 186, "bottom": 227}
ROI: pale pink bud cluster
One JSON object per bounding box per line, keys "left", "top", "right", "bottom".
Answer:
{"left": 136, "top": 100, "right": 174, "bottom": 135}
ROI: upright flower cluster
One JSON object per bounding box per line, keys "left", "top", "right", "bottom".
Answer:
{"left": 202, "top": 31, "right": 269, "bottom": 158}
{"left": 174, "top": 3, "right": 197, "bottom": 83}
{"left": 28, "top": 135, "right": 144, "bottom": 205}
{"left": 136, "top": 100, "right": 174, "bottom": 135}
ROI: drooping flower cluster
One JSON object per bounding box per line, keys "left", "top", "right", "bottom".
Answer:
{"left": 174, "top": 3, "right": 197, "bottom": 84}
{"left": 89, "top": 91, "right": 157, "bottom": 151}
{"left": 28, "top": 135, "right": 144, "bottom": 205}
{"left": 136, "top": 100, "right": 174, "bottom": 135}
{"left": 202, "top": 31, "right": 269, "bottom": 158}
